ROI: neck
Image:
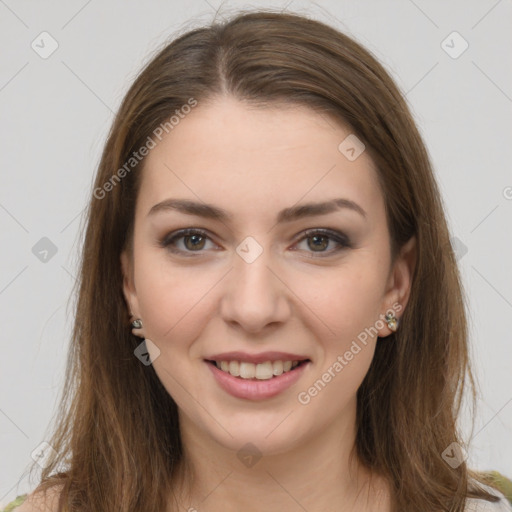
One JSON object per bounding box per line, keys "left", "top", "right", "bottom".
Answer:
{"left": 168, "top": 398, "right": 390, "bottom": 512}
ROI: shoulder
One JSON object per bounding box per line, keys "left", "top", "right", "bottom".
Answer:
{"left": 465, "top": 481, "right": 512, "bottom": 512}
{"left": 11, "top": 485, "right": 63, "bottom": 512}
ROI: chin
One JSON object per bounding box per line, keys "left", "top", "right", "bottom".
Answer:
{"left": 200, "top": 414, "right": 308, "bottom": 457}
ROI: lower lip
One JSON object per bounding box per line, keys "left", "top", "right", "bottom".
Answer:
{"left": 206, "top": 360, "right": 310, "bottom": 400}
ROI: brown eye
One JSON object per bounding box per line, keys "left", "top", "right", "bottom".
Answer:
{"left": 307, "top": 234, "right": 329, "bottom": 251}
{"left": 294, "top": 229, "right": 351, "bottom": 257}
{"left": 183, "top": 233, "right": 206, "bottom": 250}
{"left": 160, "top": 228, "right": 215, "bottom": 256}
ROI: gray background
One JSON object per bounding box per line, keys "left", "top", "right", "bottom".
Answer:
{"left": 1, "top": 0, "right": 511, "bottom": 505}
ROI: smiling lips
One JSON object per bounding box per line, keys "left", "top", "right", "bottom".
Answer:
{"left": 213, "top": 360, "right": 301, "bottom": 380}
{"left": 205, "top": 350, "right": 311, "bottom": 400}
{"left": 205, "top": 351, "right": 310, "bottom": 381}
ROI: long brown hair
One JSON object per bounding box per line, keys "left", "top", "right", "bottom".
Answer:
{"left": 25, "top": 9, "right": 502, "bottom": 511}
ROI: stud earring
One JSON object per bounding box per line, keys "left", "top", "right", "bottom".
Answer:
{"left": 385, "top": 312, "right": 398, "bottom": 332}
{"left": 131, "top": 319, "right": 143, "bottom": 329}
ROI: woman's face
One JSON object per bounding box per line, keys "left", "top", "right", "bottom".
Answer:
{"left": 121, "top": 96, "right": 414, "bottom": 456}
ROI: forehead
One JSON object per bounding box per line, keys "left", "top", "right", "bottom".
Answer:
{"left": 137, "top": 96, "right": 384, "bottom": 224}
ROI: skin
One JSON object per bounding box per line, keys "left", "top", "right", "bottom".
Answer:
{"left": 121, "top": 96, "right": 416, "bottom": 512}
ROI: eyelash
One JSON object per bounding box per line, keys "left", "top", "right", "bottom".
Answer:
{"left": 159, "top": 228, "right": 352, "bottom": 258}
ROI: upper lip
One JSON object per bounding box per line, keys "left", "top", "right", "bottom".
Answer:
{"left": 205, "top": 351, "right": 311, "bottom": 364}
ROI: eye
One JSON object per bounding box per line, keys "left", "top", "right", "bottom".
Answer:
{"left": 160, "top": 228, "right": 216, "bottom": 256}
{"left": 293, "top": 228, "right": 352, "bottom": 257}
{"left": 159, "top": 228, "right": 352, "bottom": 257}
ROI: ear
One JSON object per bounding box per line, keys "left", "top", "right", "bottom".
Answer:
{"left": 120, "top": 250, "right": 142, "bottom": 328}
{"left": 378, "top": 235, "right": 416, "bottom": 337}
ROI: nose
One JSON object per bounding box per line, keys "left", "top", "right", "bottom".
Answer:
{"left": 220, "top": 243, "right": 291, "bottom": 334}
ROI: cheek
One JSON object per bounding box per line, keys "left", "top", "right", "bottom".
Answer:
{"left": 133, "top": 253, "right": 214, "bottom": 346}
{"left": 294, "top": 265, "right": 383, "bottom": 417}
{"left": 294, "top": 259, "right": 385, "bottom": 346}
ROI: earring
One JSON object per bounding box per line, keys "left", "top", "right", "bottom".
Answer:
{"left": 131, "top": 319, "right": 143, "bottom": 329}
{"left": 385, "top": 312, "right": 398, "bottom": 332}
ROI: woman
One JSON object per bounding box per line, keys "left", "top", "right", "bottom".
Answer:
{"left": 10, "top": 9, "right": 512, "bottom": 512}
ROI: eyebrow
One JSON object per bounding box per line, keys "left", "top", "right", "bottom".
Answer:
{"left": 147, "top": 197, "right": 367, "bottom": 222}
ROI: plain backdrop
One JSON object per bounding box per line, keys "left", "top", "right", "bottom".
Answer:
{"left": 1, "top": 0, "right": 511, "bottom": 506}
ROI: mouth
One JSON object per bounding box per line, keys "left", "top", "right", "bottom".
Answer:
{"left": 205, "top": 357, "right": 312, "bottom": 400}
{"left": 205, "top": 358, "right": 311, "bottom": 381}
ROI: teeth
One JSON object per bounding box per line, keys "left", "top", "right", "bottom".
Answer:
{"left": 240, "top": 362, "right": 256, "bottom": 379}
{"left": 228, "top": 360, "right": 240, "bottom": 376}
{"left": 214, "top": 360, "right": 303, "bottom": 380}
{"left": 255, "top": 362, "right": 273, "bottom": 380}
{"left": 273, "top": 360, "right": 283, "bottom": 376}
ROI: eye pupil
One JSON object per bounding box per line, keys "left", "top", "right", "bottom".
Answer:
{"left": 309, "top": 235, "right": 328, "bottom": 251}
{"left": 185, "top": 234, "right": 205, "bottom": 250}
